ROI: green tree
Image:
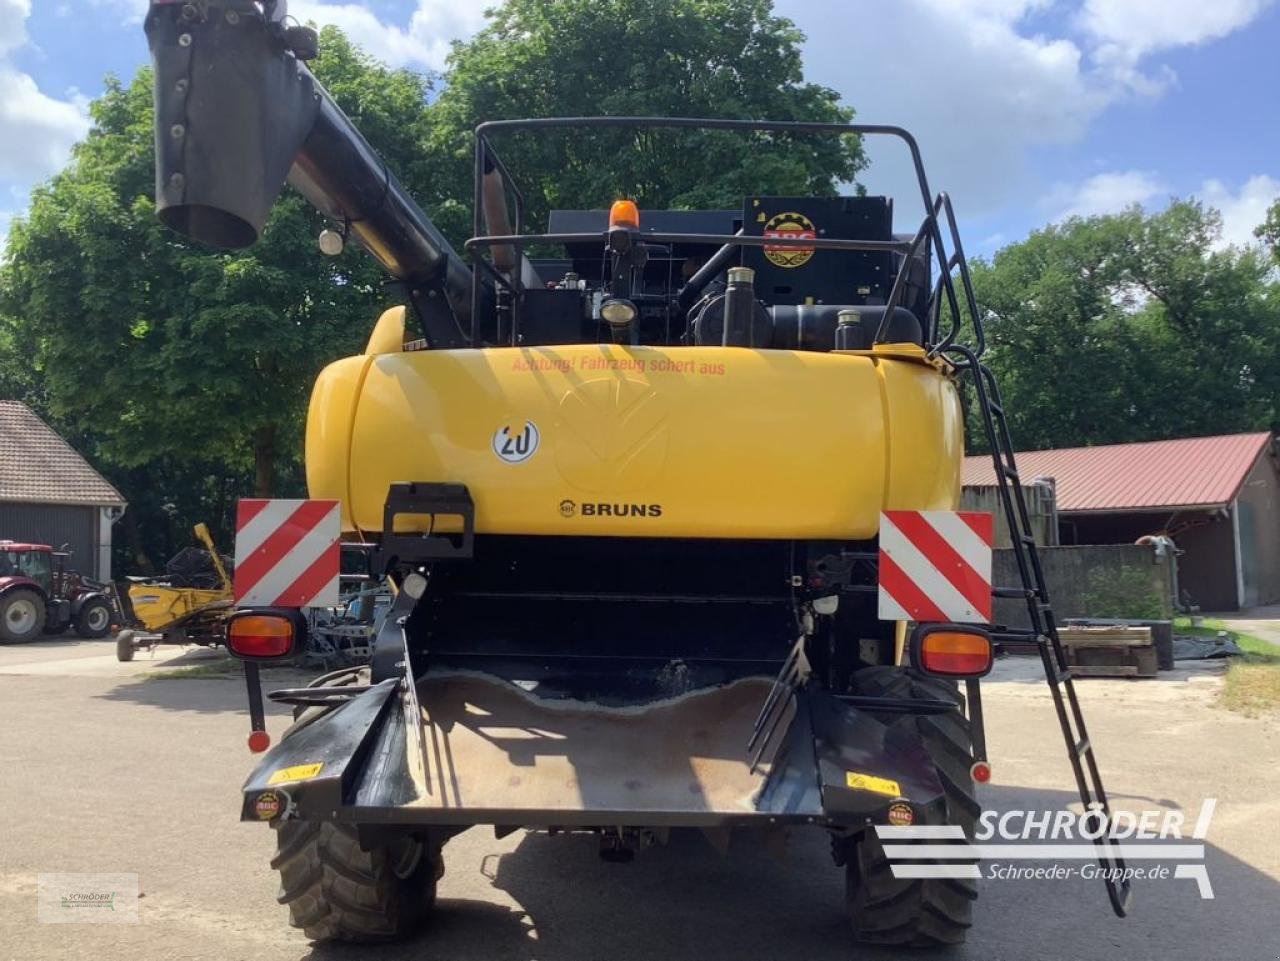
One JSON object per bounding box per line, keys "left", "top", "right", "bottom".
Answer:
{"left": 1, "top": 29, "right": 433, "bottom": 568}
{"left": 1, "top": 30, "right": 431, "bottom": 481}
{"left": 423, "top": 0, "right": 864, "bottom": 240}
{"left": 1256, "top": 197, "right": 1280, "bottom": 262}
{"left": 970, "top": 200, "right": 1280, "bottom": 452}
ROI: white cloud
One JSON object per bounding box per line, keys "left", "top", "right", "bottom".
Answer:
{"left": 291, "top": 0, "right": 488, "bottom": 70}
{"left": 0, "top": 0, "right": 28, "bottom": 54}
{"left": 1080, "top": 0, "right": 1271, "bottom": 58}
{"left": 1197, "top": 174, "right": 1280, "bottom": 248}
{"left": 1080, "top": 0, "right": 1273, "bottom": 94}
{"left": 778, "top": 0, "right": 1271, "bottom": 224}
{"left": 0, "top": 0, "right": 89, "bottom": 183}
{"left": 785, "top": 0, "right": 1105, "bottom": 220}
{"left": 1038, "top": 171, "right": 1280, "bottom": 249}
{"left": 0, "top": 69, "right": 91, "bottom": 181}
{"left": 85, "top": 0, "right": 486, "bottom": 70}
{"left": 1045, "top": 170, "right": 1165, "bottom": 221}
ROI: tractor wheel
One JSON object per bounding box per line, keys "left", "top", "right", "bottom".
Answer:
{"left": 115, "top": 630, "right": 137, "bottom": 662}
{"left": 0, "top": 588, "right": 46, "bottom": 643}
{"left": 75, "top": 598, "right": 113, "bottom": 638}
{"left": 273, "top": 820, "right": 441, "bottom": 943}
{"left": 844, "top": 666, "right": 979, "bottom": 947}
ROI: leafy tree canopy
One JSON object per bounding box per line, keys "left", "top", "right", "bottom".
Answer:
{"left": 970, "top": 200, "right": 1279, "bottom": 451}
{"left": 1256, "top": 197, "right": 1280, "bottom": 262}
{"left": 0, "top": 29, "right": 429, "bottom": 565}
{"left": 423, "top": 0, "right": 865, "bottom": 240}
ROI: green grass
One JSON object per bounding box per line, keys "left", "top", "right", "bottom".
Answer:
{"left": 1174, "top": 616, "right": 1280, "bottom": 714}
{"left": 144, "top": 657, "right": 241, "bottom": 680}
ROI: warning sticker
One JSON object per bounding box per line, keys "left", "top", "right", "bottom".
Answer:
{"left": 762, "top": 211, "right": 817, "bottom": 268}
{"left": 267, "top": 763, "right": 324, "bottom": 786}
{"left": 845, "top": 771, "right": 902, "bottom": 797}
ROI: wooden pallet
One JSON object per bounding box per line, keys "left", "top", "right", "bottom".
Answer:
{"left": 1058, "top": 626, "right": 1159, "bottom": 678}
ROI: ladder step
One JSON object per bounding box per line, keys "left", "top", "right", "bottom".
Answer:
{"left": 1018, "top": 534, "right": 1037, "bottom": 546}
{"left": 992, "top": 586, "right": 1035, "bottom": 599}
{"left": 988, "top": 401, "right": 1004, "bottom": 416}
{"left": 1075, "top": 737, "right": 1091, "bottom": 758}
{"left": 991, "top": 628, "right": 1038, "bottom": 642}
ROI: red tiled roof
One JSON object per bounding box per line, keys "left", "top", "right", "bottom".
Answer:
{"left": 962, "top": 432, "right": 1273, "bottom": 513}
{"left": 0, "top": 401, "right": 126, "bottom": 507}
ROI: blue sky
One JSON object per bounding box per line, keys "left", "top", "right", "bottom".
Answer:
{"left": 3, "top": 0, "right": 1278, "bottom": 256}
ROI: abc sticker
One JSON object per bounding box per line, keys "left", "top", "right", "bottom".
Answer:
{"left": 762, "top": 211, "right": 817, "bottom": 268}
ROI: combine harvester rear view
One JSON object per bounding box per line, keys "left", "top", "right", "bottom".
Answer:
{"left": 145, "top": 0, "right": 1133, "bottom": 946}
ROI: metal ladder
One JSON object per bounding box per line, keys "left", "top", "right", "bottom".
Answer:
{"left": 922, "top": 193, "right": 1134, "bottom": 917}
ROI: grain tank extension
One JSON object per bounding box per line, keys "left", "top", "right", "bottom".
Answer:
{"left": 147, "top": 0, "right": 1134, "bottom": 948}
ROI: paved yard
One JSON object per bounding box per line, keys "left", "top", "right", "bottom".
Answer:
{"left": 0, "top": 639, "right": 1277, "bottom": 961}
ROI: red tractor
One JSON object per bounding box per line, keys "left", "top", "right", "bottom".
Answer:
{"left": 0, "top": 541, "right": 116, "bottom": 643}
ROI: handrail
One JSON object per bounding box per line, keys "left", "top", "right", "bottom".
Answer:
{"left": 467, "top": 116, "right": 987, "bottom": 358}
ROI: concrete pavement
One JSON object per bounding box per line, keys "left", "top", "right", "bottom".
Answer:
{"left": 1, "top": 639, "right": 1277, "bottom": 961}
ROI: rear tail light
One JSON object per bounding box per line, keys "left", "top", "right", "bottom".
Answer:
{"left": 226, "top": 612, "right": 297, "bottom": 660}
{"left": 912, "top": 624, "right": 994, "bottom": 678}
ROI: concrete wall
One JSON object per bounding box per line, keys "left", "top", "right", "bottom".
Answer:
{"left": 993, "top": 543, "right": 1174, "bottom": 629}
{"left": 1236, "top": 448, "right": 1280, "bottom": 606}
{"left": 961, "top": 482, "right": 1058, "bottom": 548}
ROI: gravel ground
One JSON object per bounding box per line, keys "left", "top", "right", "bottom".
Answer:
{"left": 0, "top": 640, "right": 1277, "bottom": 961}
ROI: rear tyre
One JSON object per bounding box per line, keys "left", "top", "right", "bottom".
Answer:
{"left": 75, "top": 597, "right": 113, "bottom": 638}
{"left": 0, "top": 588, "right": 46, "bottom": 643}
{"left": 115, "top": 630, "right": 136, "bottom": 662}
{"left": 273, "top": 820, "right": 440, "bottom": 943}
{"left": 844, "top": 666, "right": 979, "bottom": 947}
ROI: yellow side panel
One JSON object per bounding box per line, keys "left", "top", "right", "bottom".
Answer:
{"left": 878, "top": 359, "right": 964, "bottom": 511}
{"left": 307, "top": 344, "right": 962, "bottom": 540}
{"left": 305, "top": 354, "right": 372, "bottom": 532}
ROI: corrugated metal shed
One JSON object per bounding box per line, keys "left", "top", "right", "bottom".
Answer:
{"left": 0, "top": 401, "right": 125, "bottom": 507}
{"left": 962, "top": 432, "right": 1273, "bottom": 514}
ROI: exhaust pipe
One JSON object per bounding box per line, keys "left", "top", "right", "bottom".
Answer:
{"left": 145, "top": 0, "right": 474, "bottom": 343}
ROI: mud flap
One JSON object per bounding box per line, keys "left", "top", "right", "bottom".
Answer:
{"left": 240, "top": 679, "right": 405, "bottom": 821}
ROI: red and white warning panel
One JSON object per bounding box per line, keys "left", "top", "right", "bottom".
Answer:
{"left": 234, "top": 499, "right": 340, "bottom": 608}
{"left": 878, "top": 510, "right": 994, "bottom": 624}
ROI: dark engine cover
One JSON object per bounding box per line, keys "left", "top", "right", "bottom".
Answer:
{"left": 742, "top": 196, "right": 893, "bottom": 306}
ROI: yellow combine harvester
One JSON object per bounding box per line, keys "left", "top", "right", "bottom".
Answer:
{"left": 145, "top": 0, "right": 1133, "bottom": 948}
{"left": 112, "top": 523, "right": 233, "bottom": 661}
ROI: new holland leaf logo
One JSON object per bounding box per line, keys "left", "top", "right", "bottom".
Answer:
{"left": 555, "top": 377, "right": 670, "bottom": 492}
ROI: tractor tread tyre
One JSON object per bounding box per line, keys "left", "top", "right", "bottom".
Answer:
{"left": 0, "top": 588, "right": 46, "bottom": 644}
{"left": 273, "top": 820, "right": 439, "bottom": 943}
{"left": 845, "top": 666, "right": 979, "bottom": 947}
{"left": 115, "top": 630, "right": 136, "bottom": 662}
{"left": 75, "top": 597, "right": 113, "bottom": 638}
